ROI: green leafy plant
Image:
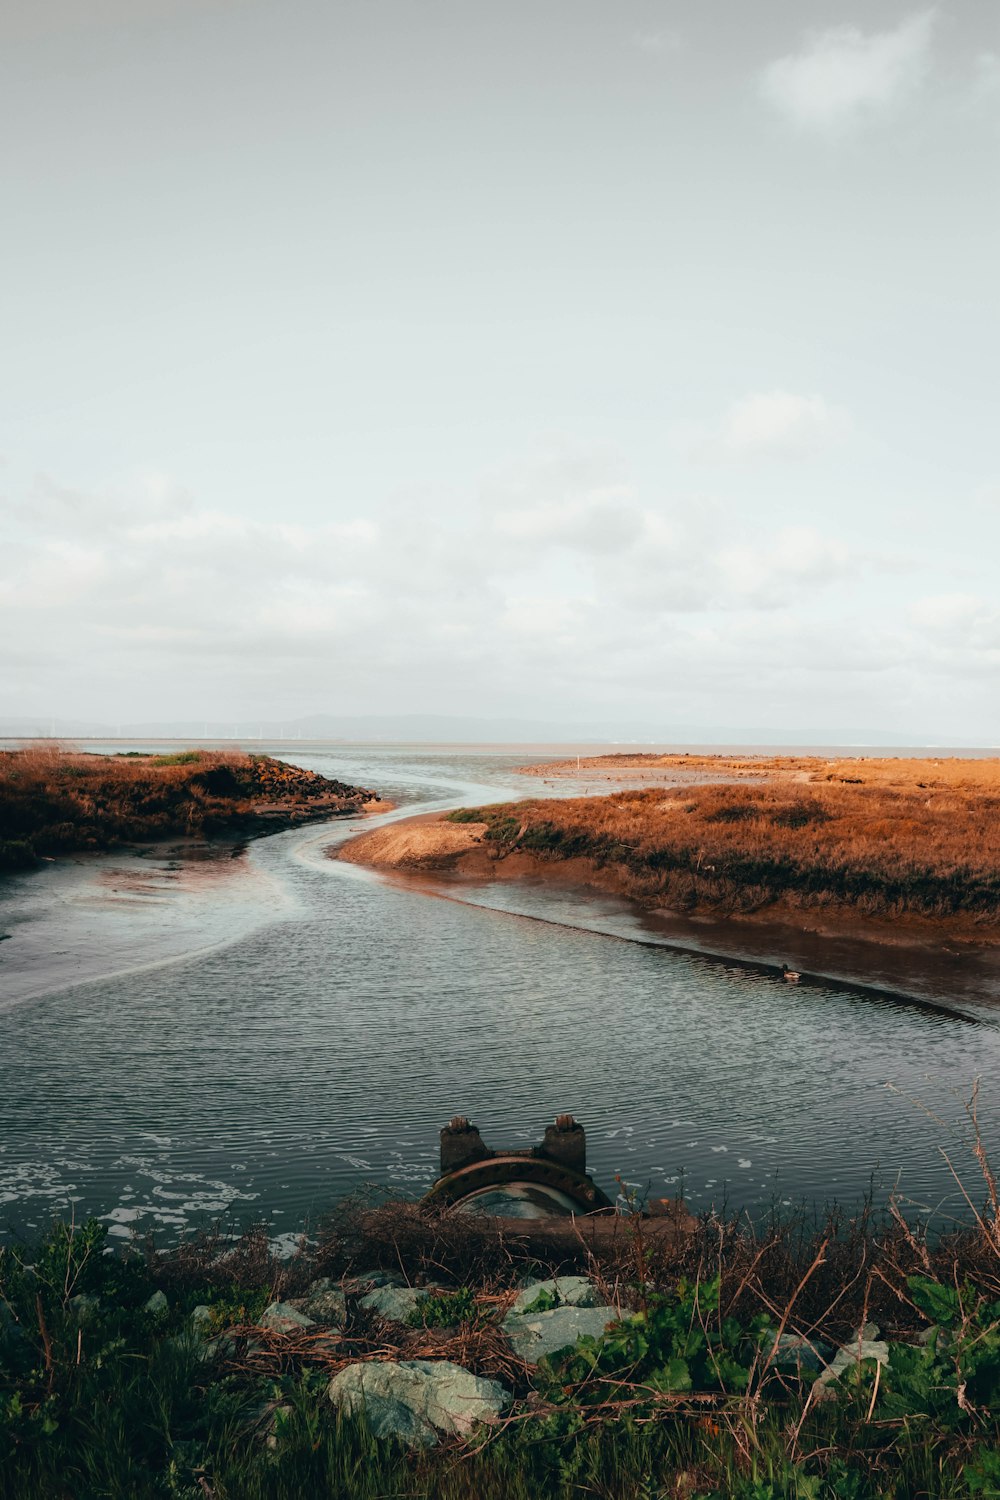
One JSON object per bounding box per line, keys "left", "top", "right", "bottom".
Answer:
{"left": 406, "top": 1287, "right": 478, "bottom": 1328}
{"left": 538, "top": 1276, "right": 768, "bottom": 1404}
{"left": 521, "top": 1286, "right": 560, "bottom": 1314}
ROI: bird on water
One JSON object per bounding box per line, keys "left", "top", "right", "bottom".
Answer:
{"left": 781, "top": 965, "right": 801, "bottom": 982}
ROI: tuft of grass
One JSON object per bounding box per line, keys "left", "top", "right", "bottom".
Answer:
{"left": 150, "top": 750, "right": 206, "bottom": 766}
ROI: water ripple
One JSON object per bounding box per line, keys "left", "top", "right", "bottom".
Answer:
{"left": 2, "top": 745, "right": 999, "bottom": 1242}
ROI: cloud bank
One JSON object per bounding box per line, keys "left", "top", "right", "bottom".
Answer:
{"left": 2, "top": 447, "right": 992, "bottom": 736}
{"left": 760, "top": 11, "right": 936, "bottom": 132}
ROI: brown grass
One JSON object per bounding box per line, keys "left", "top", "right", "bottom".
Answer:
{"left": 523, "top": 750, "right": 1000, "bottom": 794}
{"left": 456, "top": 756, "right": 1000, "bottom": 926}
{"left": 141, "top": 1171, "right": 1000, "bottom": 1381}
{"left": 0, "top": 744, "right": 376, "bottom": 868}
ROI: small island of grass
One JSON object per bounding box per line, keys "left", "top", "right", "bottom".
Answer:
{"left": 0, "top": 746, "right": 379, "bottom": 872}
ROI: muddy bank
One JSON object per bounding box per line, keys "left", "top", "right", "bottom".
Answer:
{"left": 335, "top": 813, "right": 1000, "bottom": 1011}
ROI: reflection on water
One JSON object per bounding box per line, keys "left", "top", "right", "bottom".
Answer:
{"left": 1, "top": 743, "right": 999, "bottom": 1244}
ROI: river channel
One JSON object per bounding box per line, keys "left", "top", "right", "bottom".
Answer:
{"left": 1, "top": 743, "right": 998, "bottom": 1247}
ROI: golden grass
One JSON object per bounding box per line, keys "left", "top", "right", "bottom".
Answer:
{"left": 458, "top": 756, "right": 1000, "bottom": 925}
{"left": 524, "top": 751, "right": 1000, "bottom": 793}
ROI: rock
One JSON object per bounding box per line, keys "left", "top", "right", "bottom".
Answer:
{"left": 67, "top": 1293, "right": 100, "bottom": 1323}
{"left": 815, "top": 1324, "right": 890, "bottom": 1398}
{"left": 304, "top": 1331, "right": 342, "bottom": 1359}
{"left": 328, "top": 1359, "right": 510, "bottom": 1447}
{"left": 344, "top": 1269, "right": 406, "bottom": 1294}
{"left": 144, "top": 1290, "right": 169, "bottom": 1316}
{"left": 354, "top": 1394, "right": 437, "bottom": 1448}
{"left": 510, "top": 1276, "right": 600, "bottom": 1314}
{"left": 503, "top": 1304, "right": 618, "bottom": 1364}
{"left": 359, "top": 1286, "right": 427, "bottom": 1323}
{"left": 300, "top": 1277, "right": 347, "bottom": 1325}
{"left": 260, "top": 1301, "right": 316, "bottom": 1333}
{"left": 167, "top": 1306, "right": 215, "bottom": 1358}
{"left": 205, "top": 1335, "right": 238, "bottom": 1361}
{"left": 765, "top": 1332, "right": 831, "bottom": 1374}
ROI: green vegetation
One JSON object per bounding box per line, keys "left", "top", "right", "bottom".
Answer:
{"left": 405, "top": 1286, "right": 479, "bottom": 1328}
{"left": 0, "top": 746, "right": 377, "bottom": 869}
{"left": 5, "top": 1181, "right": 1000, "bottom": 1499}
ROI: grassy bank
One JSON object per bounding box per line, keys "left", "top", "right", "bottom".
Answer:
{"left": 4, "top": 1182, "right": 1000, "bottom": 1499}
{"left": 449, "top": 757, "right": 1000, "bottom": 926}
{"left": 0, "top": 747, "right": 377, "bottom": 872}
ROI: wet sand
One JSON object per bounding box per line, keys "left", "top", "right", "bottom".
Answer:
{"left": 1, "top": 801, "right": 390, "bottom": 1012}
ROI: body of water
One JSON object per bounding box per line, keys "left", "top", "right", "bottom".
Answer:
{"left": 1, "top": 743, "right": 998, "bottom": 1246}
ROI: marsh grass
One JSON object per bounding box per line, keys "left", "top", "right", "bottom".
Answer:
{"left": 450, "top": 767, "right": 1000, "bottom": 923}
{"left": 0, "top": 746, "right": 374, "bottom": 868}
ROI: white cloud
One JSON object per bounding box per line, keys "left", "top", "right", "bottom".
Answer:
{"left": 493, "top": 488, "right": 642, "bottom": 553}
{"left": 760, "top": 11, "right": 936, "bottom": 133}
{"left": 717, "top": 527, "right": 852, "bottom": 606}
{"left": 909, "top": 593, "right": 1000, "bottom": 648}
{"left": 675, "top": 391, "right": 851, "bottom": 461}
{"left": 3, "top": 448, "right": 994, "bottom": 732}
{"left": 973, "top": 51, "right": 1000, "bottom": 99}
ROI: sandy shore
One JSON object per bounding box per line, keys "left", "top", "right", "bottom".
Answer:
{"left": 336, "top": 810, "right": 484, "bottom": 870}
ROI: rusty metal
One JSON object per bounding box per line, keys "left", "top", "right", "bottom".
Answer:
{"left": 425, "top": 1114, "right": 614, "bottom": 1215}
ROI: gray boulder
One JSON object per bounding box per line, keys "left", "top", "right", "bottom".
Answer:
{"left": 67, "top": 1293, "right": 101, "bottom": 1323}
{"left": 300, "top": 1277, "right": 347, "bottom": 1325}
{"left": 168, "top": 1305, "right": 215, "bottom": 1359}
{"left": 344, "top": 1269, "right": 406, "bottom": 1293}
{"left": 503, "top": 1304, "right": 618, "bottom": 1364}
{"left": 260, "top": 1301, "right": 315, "bottom": 1334}
{"left": 815, "top": 1323, "right": 890, "bottom": 1399}
{"left": 765, "top": 1332, "right": 831, "bottom": 1374}
{"left": 359, "top": 1285, "right": 427, "bottom": 1323}
{"left": 510, "top": 1276, "right": 601, "bottom": 1314}
{"left": 144, "top": 1290, "right": 169, "bottom": 1316}
{"left": 328, "top": 1359, "right": 510, "bottom": 1447}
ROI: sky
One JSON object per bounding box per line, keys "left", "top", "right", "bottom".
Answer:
{"left": 2, "top": 0, "right": 998, "bottom": 740}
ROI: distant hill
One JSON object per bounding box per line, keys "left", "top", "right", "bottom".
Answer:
{"left": 0, "top": 711, "right": 970, "bottom": 747}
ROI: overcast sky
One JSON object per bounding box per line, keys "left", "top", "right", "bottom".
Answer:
{"left": 2, "top": 1, "right": 998, "bottom": 740}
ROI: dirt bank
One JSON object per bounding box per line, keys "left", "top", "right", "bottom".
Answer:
{"left": 337, "top": 812, "right": 489, "bottom": 871}
{"left": 337, "top": 812, "right": 1000, "bottom": 944}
